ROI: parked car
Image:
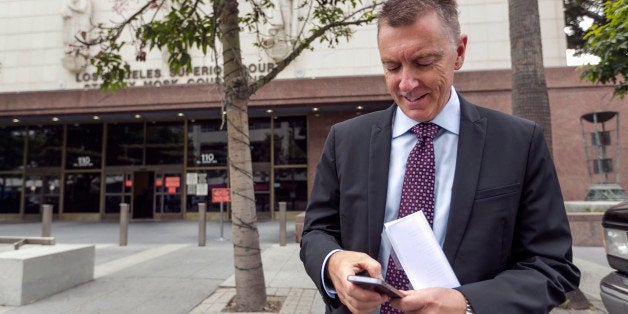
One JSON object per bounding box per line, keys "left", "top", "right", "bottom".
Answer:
{"left": 600, "top": 201, "right": 628, "bottom": 314}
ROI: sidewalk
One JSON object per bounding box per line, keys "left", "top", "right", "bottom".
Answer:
{"left": 190, "top": 243, "right": 325, "bottom": 314}
{"left": 0, "top": 220, "right": 281, "bottom": 314}
{"left": 0, "top": 220, "right": 611, "bottom": 313}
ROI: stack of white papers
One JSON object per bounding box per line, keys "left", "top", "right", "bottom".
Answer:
{"left": 384, "top": 211, "right": 460, "bottom": 290}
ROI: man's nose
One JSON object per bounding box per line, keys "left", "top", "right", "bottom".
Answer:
{"left": 398, "top": 69, "right": 419, "bottom": 92}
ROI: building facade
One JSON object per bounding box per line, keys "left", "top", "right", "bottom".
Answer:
{"left": 0, "top": 0, "right": 625, "bottom": 221}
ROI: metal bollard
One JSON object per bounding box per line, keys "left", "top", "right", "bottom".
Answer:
{"left": 198, "top": 203, "right": 207, "bottom": 246}
{"left": 279, "top": 202, "right": 287, "bottom": 246}
{"left": 119, "top": 203, "right": 129, "bottom": 246}
{"left": 217, "top": 202, "right": 225, "bottom": 241}
{"left": 41, "top": 204, "right": 53, "bottom": 237}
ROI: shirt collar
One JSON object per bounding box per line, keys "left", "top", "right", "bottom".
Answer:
{"left": 392, "top": 85, "right": 461, "bottom": 138}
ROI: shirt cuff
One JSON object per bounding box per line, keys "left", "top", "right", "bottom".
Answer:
{"left": 321, "top": 249, "right": 343, "bottom": 298}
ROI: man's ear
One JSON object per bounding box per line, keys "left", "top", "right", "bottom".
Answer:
{"left": 455, "top": 34, "right": 468, "bottom": 70}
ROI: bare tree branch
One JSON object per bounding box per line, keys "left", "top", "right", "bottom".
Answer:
{"left": 80, "top": 0, "right": 160, "bottom": 46}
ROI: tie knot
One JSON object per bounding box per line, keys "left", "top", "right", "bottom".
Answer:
{"left": 411, "top": 123, "right": 439, "bottom": 140}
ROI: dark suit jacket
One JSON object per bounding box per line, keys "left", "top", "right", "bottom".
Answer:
{"left": 300, "top": 96, "right": 580, "bottom": 313}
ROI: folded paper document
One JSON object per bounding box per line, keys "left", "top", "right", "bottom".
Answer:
{"left": 384, "top": 211, "right": 460, "bottom": 290}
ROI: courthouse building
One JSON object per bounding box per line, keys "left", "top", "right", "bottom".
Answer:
{"left": 0, "top": 0, "right": 625, "bottom": 221}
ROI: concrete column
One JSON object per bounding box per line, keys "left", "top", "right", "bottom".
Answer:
{"left": 198, "top": 203, "right": 206, "bottom": 246}
{"left": 41, "top": 204, "right": 53, "bottom": 237}
{"left": 119, "top": 203, "right": 129, "bottom": 246}
{"left": 279, "top": 202, "right": 287, "bottom": 246}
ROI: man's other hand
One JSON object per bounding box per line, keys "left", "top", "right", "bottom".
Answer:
{"left": 389, "top": 287, "right": 467, "bottom": 313}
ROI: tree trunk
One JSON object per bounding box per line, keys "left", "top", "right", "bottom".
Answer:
{"left": 508, "top": 0, "right": 553, "bottom": 154}
{"left": 219, "top": 0, "right": 267, "bottom": 311}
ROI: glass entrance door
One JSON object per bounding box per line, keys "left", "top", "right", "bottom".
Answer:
{"left": 154, "top": 171, "right": 182, "bottom": 217}
{"left": 104, "top": 172, "right": 132, "bottom": 216}
{"left": 104, "top": 169, "right": 182, "bottom": 219}
{"left": 133, "top": 171, "right": 154, "bottom": 219}
{"left": 24, "top": 175, "right": 60, "bottom": 215}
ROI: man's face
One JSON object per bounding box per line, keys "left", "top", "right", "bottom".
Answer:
{"left": 378, "top": 12, "right": 467, "bottom": 122}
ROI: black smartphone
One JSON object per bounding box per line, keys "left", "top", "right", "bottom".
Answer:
{"left": 347, "top": 275, "right": 404, "bottom": 298}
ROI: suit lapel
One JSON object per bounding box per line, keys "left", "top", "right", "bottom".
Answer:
{"left": 367, "top": 105, "right": 395, "bottom": 257}
{"left": 442, "top": 96, "right": 487, "bottom": 261}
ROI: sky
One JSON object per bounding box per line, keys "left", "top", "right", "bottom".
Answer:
{"left": 566, "top": 50, "right": 601, "bottom": 66}
{"left": 564, "top": 17, "right": 601, "bottom": 66}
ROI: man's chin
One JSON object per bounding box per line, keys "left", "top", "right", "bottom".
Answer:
{"left": 399, "top": 106, "right": 433, "bottom": 122}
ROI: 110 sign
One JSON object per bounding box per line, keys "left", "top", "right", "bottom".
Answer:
{"left": 200, "top": 153, "right": 217, "bottom": 165}
{"left": 75, "top": 156, "right": 94, "bottom": 167}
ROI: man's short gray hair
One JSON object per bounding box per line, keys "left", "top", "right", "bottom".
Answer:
{"left": 377, "top": 0, "right": 461, "bottom": 43}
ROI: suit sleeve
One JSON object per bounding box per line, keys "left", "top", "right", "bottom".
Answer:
{"left": 457, "top": 124, "right": 581, "bottom": 313}
{"left": 299, "top": 125, "right": 345, "bottom": 308}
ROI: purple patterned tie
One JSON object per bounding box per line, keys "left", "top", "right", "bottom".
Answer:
{"left": 381, "top": 123, "right": 439, "bottom": 314}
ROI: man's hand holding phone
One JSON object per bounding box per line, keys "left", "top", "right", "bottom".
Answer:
{"left": 327, "top": 251, "right": 391, "bottom": 313}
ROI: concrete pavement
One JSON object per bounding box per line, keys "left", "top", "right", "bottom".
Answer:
{"left": 0, "top": 220, "right": 612, "bottom": 313}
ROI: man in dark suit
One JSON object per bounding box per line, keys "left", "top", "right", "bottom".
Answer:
{"left": 300, "top": 0, "right": 580, "bottom": 313}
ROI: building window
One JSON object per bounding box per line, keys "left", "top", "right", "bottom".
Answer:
{"left": 274, "top": 117, "right": 307, "bottom": 165}
{"left": 186, "top": 169, "right": 228, "bottom": 212}
{"left": 185, "top": 117, "right": 309, "bottom": 216}
{"left": 24, "top": 175, "right": 60, "bottom": 214}
{"left": 66, "top": 124, "right": 103, "bottom": 169}
{"left": 249, "top": 118, "right": 272, "bottom": 214}
{"left": 106, "top": 122, "right": 144, "bottom": 166}
{"left": 253, "top": 169, "right": 271, "bottom": 213}
{"left": 0, "top": 127, "right": 26, "bottom": 171}
{"left": 274, "top": 168, "right": 308, "bottom": 212}
{"left": 105, "top": 173, "right": 131, "bottom": 214}
{"left": 27, "top": 125, "right": 63, "bottom": 168}
{"left": 0, "top": 175, "right": 22, "bottom": 213}
{"left": 146, "top": 122, "right": 184, "bottom": 165}
{"left": 64, "top": 173, "right": 100, "bottom": 213}
{"left": 250, "top": 118, "right": 272, "bottom": 163}
{"left": 155, "top": 172, "right": 182, "bottom": 213}
{"left": 187, "top": 120, "right": 227, "bottom": 167}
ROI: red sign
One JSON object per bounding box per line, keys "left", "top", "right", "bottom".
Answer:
{"left": 165, "top": 176, "right": 180, "bottom": 188}
{"left": 212, "top": 188, "right": 231, "bottom": 203}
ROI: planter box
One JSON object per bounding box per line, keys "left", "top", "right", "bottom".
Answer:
{"left": 567, "top": 212, "right": 604, "bottom": 247}
{"left": 0, "top": 244, "right": 95, "bottom": 306}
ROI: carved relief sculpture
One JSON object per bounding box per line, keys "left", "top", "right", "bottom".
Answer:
{"left": 262, "top": 0, "right": 295, "bottom": 62}
{"left": 61, "top": 0, "right": 92, "bottom": 73}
